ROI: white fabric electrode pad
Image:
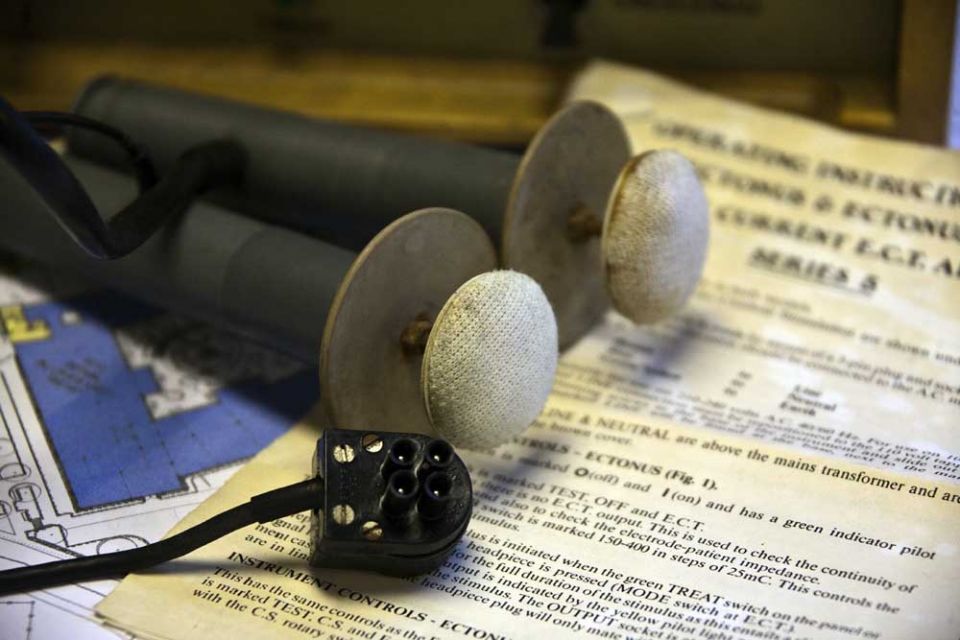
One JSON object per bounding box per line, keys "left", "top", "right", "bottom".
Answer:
{"left": 602, "top": 149, "right": 710, "bottom": 324}
{"left": 421, "top": 271, "right": 558, "bottom": 450}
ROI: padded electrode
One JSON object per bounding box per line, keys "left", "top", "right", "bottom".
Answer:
{"left": 421, "top": 271, "right": 558, "bottom": 450}
{"left": 602, "top": 150, "right": 709, "bottom": 325}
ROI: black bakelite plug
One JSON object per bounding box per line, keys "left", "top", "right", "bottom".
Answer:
{"left": 0, "top": 429, "right": 470, "bottom": 594}
{"left": 309, "top": 429, "right": 472, "bottom": 576}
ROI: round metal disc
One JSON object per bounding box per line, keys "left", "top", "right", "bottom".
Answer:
{"left": 319, "top": 208, "right": 497, "bottom": 436}
{"left": 501, "top": 101, "right": 631, "bottom": 348}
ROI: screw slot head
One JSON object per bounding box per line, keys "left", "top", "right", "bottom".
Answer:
{"left": 331, "top": 504, "right": 355, "bottom": 525}
{"left": 361, "top": 521, "right": 383, "bottom": 541}
{"left": 332, "top": 444, "right": 356, "bottom": 464}
{"left": 361, "top": 434, "right": 383, "bottom": 453}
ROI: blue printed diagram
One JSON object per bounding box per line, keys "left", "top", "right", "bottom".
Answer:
{"left": 0, "top": 289, "right": 316, "bottom": 560}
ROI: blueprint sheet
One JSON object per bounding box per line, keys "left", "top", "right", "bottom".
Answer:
{"left": 0, "top": 256, "right": 317, "bottom": 639}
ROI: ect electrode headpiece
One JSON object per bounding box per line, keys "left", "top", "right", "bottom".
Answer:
{"left": 68, "top": 79, "right": 710, "bottom": 346}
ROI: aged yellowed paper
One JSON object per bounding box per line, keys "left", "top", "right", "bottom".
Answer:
{"left": 96, "top": 62, "right": 960, "bottom": 639}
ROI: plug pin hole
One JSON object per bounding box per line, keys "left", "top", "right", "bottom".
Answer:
{"left": 381, "top": 438, "right": 420, "bottom": 479}
{"left": 391, "top": 439, "right": 418, "bottom": 465}
{"left": 382, "top": 470, "right": 419, "bottom": 517}
{"left": 425, "top": 474, "right": 452, "bottom": 499}
{"left": 425, "top": 440, "right": 453, "bottom": 467}
{"left": 389, "top": 470, "right": 418, "bottom": 497}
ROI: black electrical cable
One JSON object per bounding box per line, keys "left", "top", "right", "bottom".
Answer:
{"left": 0, "top": 477, "right": 324, "bottom": 596}
{"left": 86, "top": 137, "right": 248, "bottom": 257}
{"left": 24, "top": 110, "right": 159, "bottom": 192}
{"left": 0, "top": 96, "right": 246, "bottom": 259}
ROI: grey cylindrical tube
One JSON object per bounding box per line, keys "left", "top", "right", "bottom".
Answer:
{"left": 0, "top": 154, "right": 356, "bottom": 361}
{"left": 71, "top": 78, "right": 520, "bottom": 251}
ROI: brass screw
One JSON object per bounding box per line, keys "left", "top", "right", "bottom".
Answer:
{"left": 332, "top": 444, "right": 356, "bottom": 464}
{"left": 566, "top": 204, "right": 603, "bottom": 242}
{"left": 361, "top": 521, "right": 383, "bottom": 541}
{"left": 331, "top": 504, "right": 355, "bottom": 525}
{"left": 361, "top": 434, "right": 383, "bottom": 453}
{"left": 399, "top": 313, "right": 434, "bottom": 354}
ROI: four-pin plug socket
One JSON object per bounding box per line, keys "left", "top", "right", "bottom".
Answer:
{"left": 309, "top": 429, "right": 472, "bottom": 576}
